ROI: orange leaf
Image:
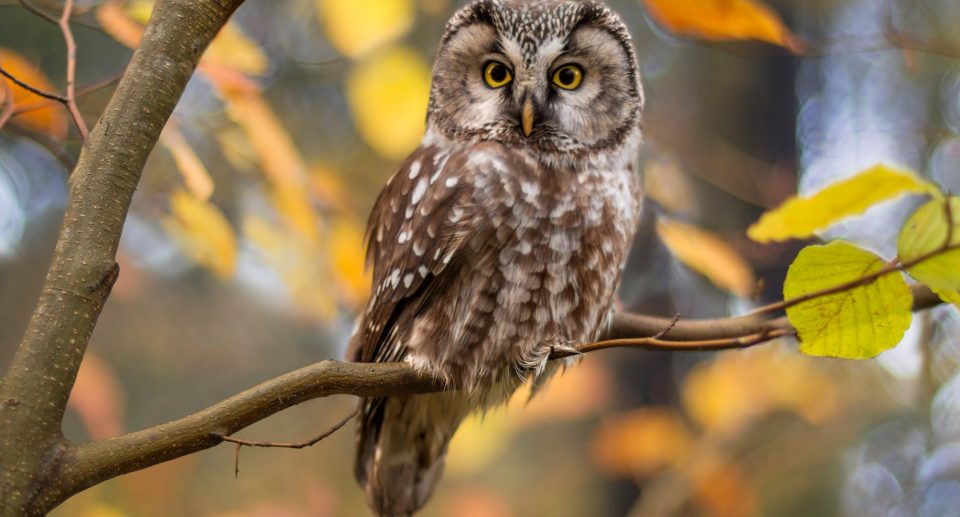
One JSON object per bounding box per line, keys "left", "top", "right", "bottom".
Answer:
{"left": 67, "top": 353, "right": 125, "bottom": 440}
{"left": 691, "top": 459, "right": 758, "bottom": 517}
{"left": 162, "top": 190, "right": 237, "bottom": 278}
{"left": 96, "top": 0, "right": 144, "bottom": 49}
{"left": 642, "top": 0, "right": 799, "bottom": 51}
{"left": 591, "top": 407, "right": 692, "bottom": 477}
{"left": 656, "top": 218, "right": 756, "bottom": 298}
{"left": 0, "top": 48, "right": 68, "bottom": 140}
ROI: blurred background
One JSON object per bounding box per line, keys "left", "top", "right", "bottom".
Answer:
{"left": 1, "top": 0, "right": 959, "bottom": 515}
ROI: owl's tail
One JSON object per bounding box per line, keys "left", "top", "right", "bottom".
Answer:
{"left": 355, "top": 392, "right": 471, "bottom": 517}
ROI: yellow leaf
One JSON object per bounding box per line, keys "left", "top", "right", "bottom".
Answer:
{"left": 162, "top": 190, "right": 237, "bottom": 278}
{"left": 590, "top": 408, "right": 692, "bottom": 476}
{"left": 933, "top": 287, "right": 960, "bottom": 309}
{"left": 310, "top": 164, "right": 350, "bottom": 212}
{"left": 159, "top": 125, "right": 214, "bottom": 201}
{"left": 218, "top": 84, "right": 308, "bottom": 187}
{"left": 243, "top": 215, "right": 338, "bottom": 322}
{"left": 328, "top": 216, "right": 370, "bottom": 306}
{"left": 898, "top": 196, "right": 960, "bottom": 292}
{"left": 97, "top": 0, "right": 144, "bottom": 48}
{"left": 272, "top": 183, "right": 319, "bottom": 242}
{"left": 682, "top": 346, "right": 842, "bottom": 432}
{"left": 318, "top": 0, "right": 414, "bottom": 58}
{"left": 124, "top": 0, "right": 154, "bottom": 25}
{"left": 213, "top": 126, "right": 258, "bottom": 174}
{"left": 0, "top": 48, "right": 68, "bottom": 140}
{"left": 642, "top": 0, "right": 798, "bottom": 50}
{"left": 784, "top": 241, "right": 913, "bottom": 359}
{"left": 748, "top": 164, "right": 938, "bottom": 243}
{"left": 656, "top": 218, "right": 756, "bottom": 297}
{"left": 203, "top": 23, "right": 268, "bottom": 76}
{"left": 347, "top": 47, "right": 431, "bottom": 159}
{"left": 644, "top": 158, "right": 698, "bottom": 216}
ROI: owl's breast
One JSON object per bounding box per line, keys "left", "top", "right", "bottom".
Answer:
{"left": 469, "top": 153, "right": 641, "bottom": 354}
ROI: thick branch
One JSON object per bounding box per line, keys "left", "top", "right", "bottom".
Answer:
{"left": 59, "top": 361, "right": 441, "bottom": 501}
{"left": 0, "top": 0, "right": 244, "bottom": 514}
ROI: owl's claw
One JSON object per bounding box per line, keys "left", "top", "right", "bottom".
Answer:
{"left": 516, "top": 339, "right": 580, "bottom": 381}
{"left": 549, "top": 342, "right": 581, "bottom": 358}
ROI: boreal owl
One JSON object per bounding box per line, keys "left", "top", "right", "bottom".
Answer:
{"left": 347, "top": 0, "right": 644, "bottom": 514}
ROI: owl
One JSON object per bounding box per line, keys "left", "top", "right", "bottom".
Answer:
{"left": 347, "top": 0, "right": 644, "bottom": 515}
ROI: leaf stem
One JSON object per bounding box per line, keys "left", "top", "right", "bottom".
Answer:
{"left": 753, "top": 237, "right": 960, "bottom": 316}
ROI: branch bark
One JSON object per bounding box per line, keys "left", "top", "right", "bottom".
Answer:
{"left": 0, "top": 0, "right": 243, "bottom": 514}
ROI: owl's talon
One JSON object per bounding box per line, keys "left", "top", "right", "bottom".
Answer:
{"left": 549, "top": 342, "right": 581, "bottom": 358}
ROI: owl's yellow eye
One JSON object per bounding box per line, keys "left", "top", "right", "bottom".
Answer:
{"left": 483, "top": 61, "right": 512, "bottom": 88}
{"left": 552, "top": 64, "right": 583, "bottom": 90}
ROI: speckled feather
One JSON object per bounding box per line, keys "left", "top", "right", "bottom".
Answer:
{"left": 347, "top": 1, "right": 644, "bottom": 515}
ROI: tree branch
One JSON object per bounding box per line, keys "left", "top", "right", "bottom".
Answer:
{"left": 42, "top": 284, "right": 942, "bottom": 508}
{"left": 0, "top": 0, "right": 244, "bottom": 513}
{"left": 0, "top": 65, "right": 67, "bottom": 103}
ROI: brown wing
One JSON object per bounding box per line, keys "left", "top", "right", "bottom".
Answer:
{"left": 349, "top": 145, "right": 475, "bottom": 364}
{"left": 349, "top": 145, "right": 476, "bottom": 484}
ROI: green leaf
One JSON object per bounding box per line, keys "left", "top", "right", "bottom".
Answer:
{"left": 897, "top": 196, "right": 960, "bottom": 292}
{"left": 748, "top": 164, "right": 939, "bottom": 243}
{"left": 784, "top": 241, "right": 913, "bottom": 359}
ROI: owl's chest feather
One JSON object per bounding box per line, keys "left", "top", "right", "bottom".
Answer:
{"left": 466, "top": 154, "right": 639, "bottom": 342}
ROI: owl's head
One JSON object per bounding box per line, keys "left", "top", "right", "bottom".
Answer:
{"left": 425, "top": 0, "right": 643, "bottom": 159}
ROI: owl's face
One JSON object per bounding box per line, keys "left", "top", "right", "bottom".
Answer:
{"left": 426, "top": 0, "right": 643, "bottom": 158}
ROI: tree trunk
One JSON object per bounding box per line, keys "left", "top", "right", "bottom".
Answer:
{"left": 0, "top": 1, "right": 243, "bottom": 513}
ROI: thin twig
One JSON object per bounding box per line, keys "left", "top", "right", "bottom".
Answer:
{"left": 0, "top": 66, "right": 67, "bottom": 103}
{"left": 650, "top": 313, "right": 681, "bottom": 340}
{"left": 16, "top": 0, "right": 58, "bottom": 25}
{"left": 213, "top": 407, "right": 359, "bottom": 477}
{"left": 7, "top": 0, "right": 89, "bottom": 140}
{"left": 571, "top": 328, "right": 795, "bottom": 356}
{"left": 215, "top": 407, "right": 359, "bottom": 450}
{"left": 11, "top": 69, "right": 126, "bottom": 117}
{"left": 58, "top": 0, "right": 87, "bottom": 141}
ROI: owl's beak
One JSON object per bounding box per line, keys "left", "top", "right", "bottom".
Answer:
{"left": 521, "top": 97, "right": 535, "bottom": 137}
